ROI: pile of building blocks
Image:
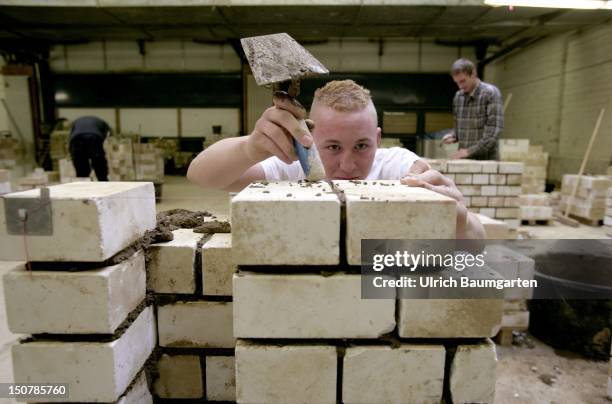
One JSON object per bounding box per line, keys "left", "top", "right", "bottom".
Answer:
{"left": 427, "top": 159, "right": 524, "bottom": 230}
{"left": 560, "top": 175, "right": 612, "bottom": 225}
{"left": 49, "top": 129, "right": 70, "bottom": 171}
{"left": 106, "top": 136, "right": 138, "bottom": 181}
{"left": 134, "top": 143, "right": 164, "bottom": 182}
{"left": 0, "top": 136, "right": 21, "bottom": 170}
{"left": 1, "top": 182, "right": 158, "bottom": 403}
{"left": 230, "top": 179, "right": 502, "bottom": 403}
{"left": 499, "top": 139, "right": 549, "bottom": 194}
{"left": 518, "top": 193, "right": 553, "bottom": 224}
{"left": 148, "top": 220, "right": 237, "bottom": 401}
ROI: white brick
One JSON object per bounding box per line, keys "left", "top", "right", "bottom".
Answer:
{"left": 231, "top": 181, "right": 340, "bottom": 265}
{"left": 472, "top": 174, "right": 489, "bottom": 185}
{"left": 206, "top": 356, "right": 236, "bottom": 402}
{"left": 0, "top": 182, "right": 156, "bottom": 261}
{"left": 334, "top": 181, "right": 456, "bottom": 265}
{"left": 479, "top": 208, "right": 495, "bottom": 218}
{"left": 399, "top": 298, "right": 502, "bottom": 338}
{"left": 158, "top": 301, "right": 234, "bottom": 348}
{"left": 504, "top": 219, "right": 520, "bottom": 230}
{"left": 202, "top": 233, "right": 236, "bottom": 296}
{"left": 447, "top": 160, "right": 482, "bottom": 173}
{"left": 504, "top": 197, "right": 519, "bottom": 207}
{"left": 154, "top": 354, "right": 203, "bottom": 399}
{"left": 148, "top": 229, "right": 202, "bottom": 294}
{"left": 498, "top": 161, "right": 524, "bottom": 174}
{"left": 471, "top": 196, "right": 488, "bottom": 207}
{"left": 117, "top": 372, "right": 153, "bottom": 404}
{"left": 475, "top": 214, "right": 510, "bottom": 239}
{"left": 233, "top": 272, "right": 395, "bottom": 338}
{"left": 4, "top": 251, "right": 145, "bottom": 334}
{"left": 458, "top": 185, "right": 482, "bottom": 196}
{"left": 12, "top": 307, "right": 156, "bottom": 402}
{"left": 481, "top": 185, "right": 498, "bottom": 196}
{"left": 507, "top": 174, "right": 523, "bottom": 185}
{"left": 498, "top": 186, "right": 522, "bottom": 196}
{"left": 450, "top": 339, "right": 497, "bottom": 404}
{"left": 485, "top": 244, "right": 535, "bottom": 299}
{"left": 489, "top": 196, "right": 504, "bottom": 208}
{"left": 343, "top": 345, "right": 445, "bottom": 404}
{"left": 455, "top": 173, "right": 473, "bottom": 184}
{"left": 480, "top": 161, "right": 498, "bottom": 173}
{"left": 519, "top": 206, "right": 553, "bottom": 220}
{"left": 502, "top": 310, "right": 530, "bottom": 328}
{"left": 235, "top": 341, "right": 336, "bottom": 404}
{"left": 489, "top": 174, "right": 507, "bottom": 185}
{"left": 496, "top": 208, "right": 519, "bottom": 219}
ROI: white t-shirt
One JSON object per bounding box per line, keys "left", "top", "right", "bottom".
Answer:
{"left": 259, "top": 147, "right": 422, "bottom": 181}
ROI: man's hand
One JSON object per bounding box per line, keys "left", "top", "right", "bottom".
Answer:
{"left": 400, "top": 167, "right": 485, "bottom": 239}
{"left": 450, "top": 148, "right": 469, "bottom": 159}
{"left": 243, "top": 93, "right": 314, "bottom": 165}
{"left": 441, "top": 132, "right": 457, "bottom": 145}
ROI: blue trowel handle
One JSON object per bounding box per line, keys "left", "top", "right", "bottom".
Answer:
{"left": 293, "top": 137, "right": 311, "bottom": 175}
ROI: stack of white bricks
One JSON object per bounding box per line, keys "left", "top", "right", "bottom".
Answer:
{"left": 499, "top": 139, "right": 549, "bottom": 194}
{"left": 518, "top": 193, "right": 553, "bottom": 223}
{"left": 0, "top": 168, "right": 11, "bottom": 195}
{"left": 1, "top": 182, "right": 158, "bottom": 403}
{"left": 605, "top": 187, "right": 612, "bottom": 229}
{"left": 0, "top": 137, "right": 20, "bottom": 169}
{"left": 522, "top": 145, "right": 549, "bottom": 194}
{"left": 106, "top": 137, "right": 137, "bottom": 181}
{"left": 50, "top": 129, "right": 70, "bottom": 171}
{"left": 230, "top": 180, "right": 502, "bottom": 404}
{"left": 560, "top": 175, "right": 612, "bottom": 224}
{"left": 17, "top": 168, "right": 50, "bottom": 191}
{"left": 484, "top": 244, "right": 535, "bottom": 346}
{"left": 427, "top": 159, "right": 524, "bottom": 230}
{"left": 59, "top": 158, "right": 80, "bottom": 183}
{"left": 134, "top": 143, "right": 164, "bottom": 182}
{"left": 148, "top": 222, "right": 237, "bottom": 401}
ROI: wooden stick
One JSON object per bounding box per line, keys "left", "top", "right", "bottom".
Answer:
{"left": 503, "top": 93, "right": 513, "bottom": 113}
{"left": 564, "top": 108, "right": 605, "bottom": 218}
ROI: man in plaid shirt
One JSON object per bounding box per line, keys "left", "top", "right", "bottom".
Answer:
{"left": 442, "top": 58, "right": 503, "bottom": 160}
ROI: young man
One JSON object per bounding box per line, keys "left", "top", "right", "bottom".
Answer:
{"left": 442, "top": 58, "right": 504, "bottom": 160}
{"left": 188, "top": 80, "right": 484, "bottom": 239}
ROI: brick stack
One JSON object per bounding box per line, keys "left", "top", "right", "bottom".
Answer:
{"left": 522, "top": 145, "right": 549, "bottom": 194}
{"left": 1, "top": 182, "right": 157, "bottom": 403}
{"left": 484, "top": 244, "right": 535, "bottom": 346}
{"left": 230, "top": 180, "right": 502, "bottom": 404}
{"left": 149, "top": 223, "right": 237, "bottom": 401}
{"left": 59, "top": 158, "right": 84, "bottom": 183}
{"left": 0, "top": 137, "right": 20, "bottom": 169}
{"left": 17, "top": 168, "right": 49, "bottom": 191}
{"left": 605, "top": 187, "right": 612, "bottom": 229}
{"left": 105, "top": 136, "right": 138, "bottom": 181}
{"left": 560, "top": 175, "right": 612, "bottom": 225}
{"left": 50, "top": 129, "right": 70, "bottom": 171}
{"left": 518, "top": 193, "right": 553, "bottom": 224}
{"left": 134, "top": 143, "right": 164, "bottom": 182}
{"left": 499, "top": 139, "right": 549, "bottom": 194}
{"left": 0, "top": 168, "right": 11, "bottom": 195}
{"left": 428, "top": 159, "right": 524, "bottom": 230}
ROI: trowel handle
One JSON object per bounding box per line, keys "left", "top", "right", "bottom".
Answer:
{"left": 293, "top": 120, "right": 312, "bottom": 174}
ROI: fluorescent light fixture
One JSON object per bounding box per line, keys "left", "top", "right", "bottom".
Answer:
{"left": 485, "top": 0, "right": 612, "bottom": 9}
{"left": 54, "top": 91, "right": 69, "bottom": 102}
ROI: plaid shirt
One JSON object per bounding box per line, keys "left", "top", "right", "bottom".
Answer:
{"left": 453, "top": 80, "right": 503, "bottom": 160}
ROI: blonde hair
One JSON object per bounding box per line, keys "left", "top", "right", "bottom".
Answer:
{"left": 313, "top": 80, "right": 372, "bottom": 112}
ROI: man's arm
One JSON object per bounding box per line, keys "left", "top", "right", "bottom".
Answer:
{"left": 187, "top": 97, "right": 312, "bottom": 192}
{"left": 467, "top": 89, "right": 504, "bottom": 159}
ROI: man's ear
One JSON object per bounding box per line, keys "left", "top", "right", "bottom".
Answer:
{"left": 376, "top": 127, "right": 382, "bottom": 146}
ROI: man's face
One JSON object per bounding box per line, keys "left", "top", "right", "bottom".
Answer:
{"left": 310, "top": 102, "right": 381, "bottom": 180}
{"left": 452, "top": 72, "right": 478, "bottom": 93}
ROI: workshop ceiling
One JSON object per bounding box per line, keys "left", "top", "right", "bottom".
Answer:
{"left": 0, "top": 1, "right": 611, "bottom": 48}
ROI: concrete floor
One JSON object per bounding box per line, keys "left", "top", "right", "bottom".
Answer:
{"left": 0, "top": 175, "right": 610, "bottom": 403}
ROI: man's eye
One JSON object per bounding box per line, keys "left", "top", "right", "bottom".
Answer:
{"left": 327, "top": 145, "right": 340, "bottom": 151}
{"left": 355, "top": 143, "right": 369, "bottom": 150}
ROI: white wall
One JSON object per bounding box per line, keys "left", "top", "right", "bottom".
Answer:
{"left": 488, "top": 23, "right": 612, "bottom": 182}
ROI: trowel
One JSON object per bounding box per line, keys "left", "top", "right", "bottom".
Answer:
{"left": 240, "top": 33, "right": 329, "bottom": 181}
